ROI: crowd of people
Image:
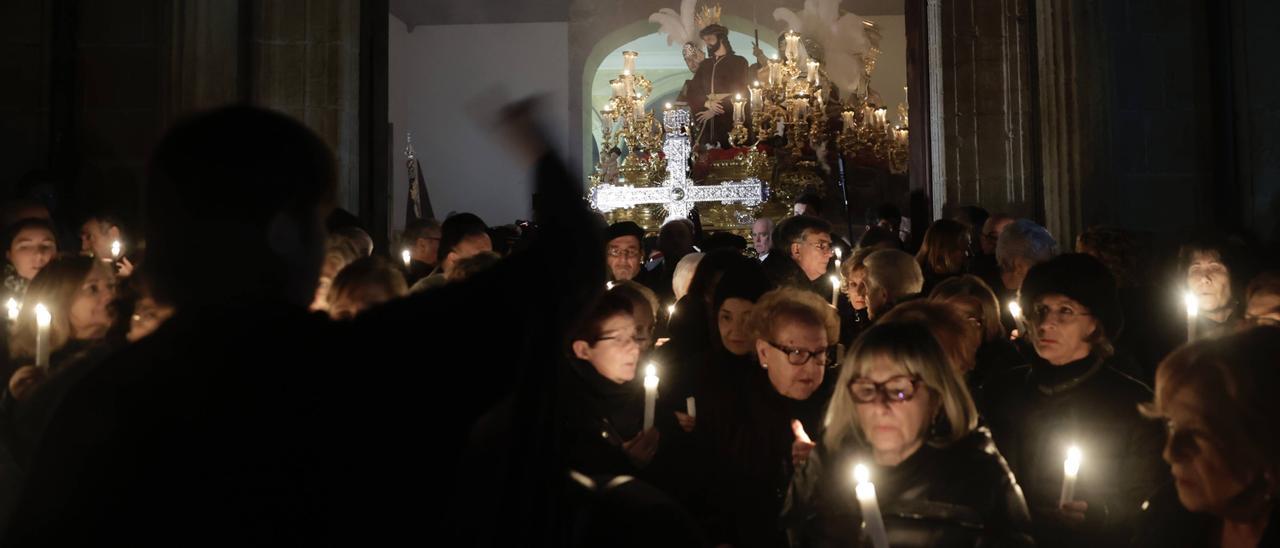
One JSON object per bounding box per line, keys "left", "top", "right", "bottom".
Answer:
{"left": 0, "top": 102, "right": 1274, "bottom": 547}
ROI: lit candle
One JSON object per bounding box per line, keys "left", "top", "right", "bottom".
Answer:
{"left": 667, "top": 303, "right": 676, "bottom": 318}
{"left": 110, "top": 240, "right": 122, "bottom": 260}
{"left": 841, "top": 111, "right": 855, "bottom": 131}
{"left": 876, "top": 107, "right": 888, "bottom": 128}
{"left": 853, "top": 464, "right": 890, "bottom": 548}
{"left": 1184, "top": 292, "right": 1198, "bottom": 342}
{"left": 685, "top": 396, "right": 697, "bottom": 418}
{"left": 806, "top": 60, "right": 819, "bottom": 86}
{"left": 622, "top": 50, "right": 638, "bottom": 74}
{"left": 732, "top": 94, "right": 745, "bottom": 125}
{"left": 5, "top": 298, "right": 18, "bottom": 322}
{"left": 621, "top": 70, "right": 634, "bottom": 98}
{"left": 610, "top": 79, "right": 623, "bottom": 98}
{"left": 785, "top": 33, "right": 801, "bottom": 61}
{"left": 830, "top": 275, "right": 840, "bottom": 307}
{"left": 1008, "top": 300, "right": 1023, "bottom": 339}
{"left": 401, "top": 248, "right": 411, "bottom": 267}
{"left": 643, "top": 363, "right": 659, "bottom": 430}
{"left": 1060, "top": 446, "right": 1083, "bottom": 507}
{"left": 768, "top": 58, "right": 781, "bottom": 86}
{"left": 835, "top": 247, "right": 843, "bottom": 273}
{"left": 664, "top": 102, "right": 673, "bottom": 111}
{"left": 34, "top": 303, "right": 51, "bottom": 370}
{"left": 601, "top": 103, "right": 615, "bottom": 127}
{"left": 606, "top": 281, "right": 615, "bottom": 291}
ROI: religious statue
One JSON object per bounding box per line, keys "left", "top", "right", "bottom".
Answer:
{"left": 674, "top": 6, "right": 749, "bottom": 150}
{"left": 598, "top": 146, "right": 621, "bottom": 184}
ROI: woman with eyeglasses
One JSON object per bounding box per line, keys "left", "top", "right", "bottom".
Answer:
{"left": 980, "top": 253, "right": 1167, "bottom": 548}
{"left": 560, "top": 292, "right": 663, "bottom": 478}
{"left": 785, "top": 322, "right": 1032, "bottom": 547}
{"left": 693, "top": 286, "right": 838, "bottom": 548}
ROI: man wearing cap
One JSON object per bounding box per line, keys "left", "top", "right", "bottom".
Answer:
{"left": 605, "top": 221, "right": 646, "bottom": 282}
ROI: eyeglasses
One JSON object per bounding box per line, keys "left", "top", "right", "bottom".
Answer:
{"left": 847, "top": 375, "right": 924, "bottom": 404}
{"left": 805, "top": 240, "right": 833, "bottom": 253}
{"left": 765, "top": 340, "right": 836, "bottom": 368}
{"left": 1030, "top": 304, "right": 1092, "bottom": 324}
{"left": 595, "top": 333, "right": 645, "bottom": 347}
{"left": 607, "top": 248, "right": 641, "bottom": 259}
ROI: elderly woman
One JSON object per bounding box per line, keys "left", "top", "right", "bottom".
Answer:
{"left": 696, "top": 286, "right": 838, "bottom": 548}
{"left": 915, "top": 218, "right": 971, "bottom": 295}
{"left": 1180, "top": 236, "right": 1246, "bottom": 338}
{"left": 837, "top": 247, "right": 873, "bottom": 347}
{"left": 786, "top": 322, "right": 1033, "bottom": 547}
{"left": 980, "top": 253, "right": 1166, "bottom": 548}
{"left": 930, "top": 274, "right": 1025, "bottom": 390}
{"left": 1133, "top": 326, "right": 1280, "bottom": 547}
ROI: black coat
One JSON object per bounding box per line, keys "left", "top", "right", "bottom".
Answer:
{"left": 558, "top": 359, "right": 647, "bottom": 478}
{"left": 2, "top": 152, "right": 603, "bottom": 547}
{"left": 980, "top": 353, "right": 1167, "bottom": 548}
{"left": 693, "top": 355, "right": 833, "bottom": 548}
{"left": 1132, "top": 481, "right": 1280, "bottom": 548}
{"left": 786, "top": 428, "right": 1034, "bottom": 548}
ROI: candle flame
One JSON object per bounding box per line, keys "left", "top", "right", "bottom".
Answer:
{"left": 110, "top": 240, "right": 122, "bottom": 258}
{"left": 667, "top": 304, "right": 676, "bottom": 316}
{"left": 645, "top": 363, "right": 657, "bottom": 378}
{"left": 834, "top": 247, "right": 843, "bottom": 260}
{"left": 401, "top": 249, "right": 411, "bottom": 266}
{"left": 665, "top": 102, "right": 672, "bottom": 109}
{"left": 5, "top": 298, "right": 17, "bottom": 321}
{"left": 830, "top": 275, "right": 840, "bottom": 289}
{"left": 1064, "top": 446, "right": 1083, "bottom": 476}
{"left": 606, "top": 281, "right": 615, "bottom": 291}
{"left": 1184, "top": 292, "right": 1199, "bottom": 317}
{"left": 1008, "top": 301, "right": 1023, "bottom": 319}
{"left": 34, "top": 303, "right": 51, "bottom": 327}
{"left": 853, "top": 463, "right": 870, "bottom": 484}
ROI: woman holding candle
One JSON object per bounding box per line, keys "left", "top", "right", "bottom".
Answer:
{"left": 1179, "top": 236, "right": 1247, "bottom": 340}
{"left": 696, "top": 286, "right": 837, "bottom": 548}
{"left": 561, "top": 292, "right": 661, "bottom": 476}
{"left": 786, "top": 322, "right": 1033, "bottom": 547}
{"left": 1133, "top": 326, "right": 1280, "bottom": 548}
{"left": 980, "top": 253, "right": 1167, "bottom": 548}
{"left": 1, "top": 218, "right": 59, "bottom": 306}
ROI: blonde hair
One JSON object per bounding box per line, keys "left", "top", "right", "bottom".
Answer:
{"left": 864, "top": 249, "right": 923, "bottom": 301}
{"left": 746, "top": 287, "right": 839, "bottom": 344}
{"left": 11, "top": 256, "right": 115, "bottom": 361}
{"left": 824, "top": 322, "right": 978, "bottom": 451}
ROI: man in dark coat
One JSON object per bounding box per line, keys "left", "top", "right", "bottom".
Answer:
{"left": 681, "top": 24, "right": 749, "bottom": 150}
{"left": 3, "top": 103, "right": 603, "bottom": 546}
{"left": 762, "top": 215, "right": 837, "bottom": 303}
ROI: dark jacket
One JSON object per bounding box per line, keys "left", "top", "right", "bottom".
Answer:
{"left": 694, "top": 355, "right": 833, "bottom": 548}
{"left": 786, "top": 428, "right": 1035, "bottom": 548}
{"left": 1132, "top": 481, "right": 1280, "bottom": 548}
{"left": 3, "top": 152, "right": 602, "bottom": 547}
{"left": 558, "top": 359, "right": 647, "bottom": 478}
{"left": 980, "top": 353, "right": 1167, "bottom": 548}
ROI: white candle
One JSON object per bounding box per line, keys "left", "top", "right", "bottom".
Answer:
{"left": 785, "top": 33, "right": 800, "bottom": 61}
{"left": 633, "top": 98, "right": 645, "bottom": 122}
{"left": 622, "top": 50, "right": 638, "bottom": 74}
{"left": 1008, "top": 300, "right": 1022, "bottom": 320}
{"left": 806, "top": 60, "right": 818, "bottom": 85}
{"left": 685, "top": 396, "right": 696, "bottom": 418}
{"left": 1060, "top": 446, "right": 1082, "bottom": 507}
{"left": 667, "top": 303, "right": 676, "bottom": 318}
{"left": 34, "top": 303, "right": 51, "bottom": 370}
{"left": 110, "top": 240, "right": 122, "bottom": 259}
{"left": 1184, "top": 292, "right": 1198, "bottom": 342}
{"left": 732, "top": 94, "right": 745, "bottom": 125}
{"left": 768, "top": 59, "right": 781, "bottom": 86}
{"left": 853, "top": 464, "right": 890, "bottom": 548}
{"left": 401, "top": 248, "right": 411, "bottom": 267}
{"left": 750, "top": 83, "right": 762, "bottom": 111}
{"left": 621, "top": 70, "right": 634, "bottom": 98}
{"left": 5, "top": 298, "right": 18, "bottom": 322}
{"left": 610, "top": 79, "right": 623, "bottom": 98}
{"left": 841, "top": 111, "right": 855, "bottom": 131}
{"left": 643, "top": 364, "right": 659, "bottom": 430}
{"left": 830, "top": 275, "right": 840, "bottom": 307}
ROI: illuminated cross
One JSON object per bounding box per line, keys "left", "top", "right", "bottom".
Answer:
{"left": 590, "top": 107, "right": 766, "bottom": 224}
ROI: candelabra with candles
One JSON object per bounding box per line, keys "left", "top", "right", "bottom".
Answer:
{"left": 740, "top": 31, "right": 831, "bottom": 158}
{"left": 598, "top": 51, "right": 664, "bottom": 161}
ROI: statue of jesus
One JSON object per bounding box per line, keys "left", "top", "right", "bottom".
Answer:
{"left": 679, "top": 23, "right": 749, "bottom": 150}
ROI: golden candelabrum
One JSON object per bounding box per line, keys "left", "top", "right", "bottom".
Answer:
{"left": 596, "top": 51, "right": 665, "bottom": 173}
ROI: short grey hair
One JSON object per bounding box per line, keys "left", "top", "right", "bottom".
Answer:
{"left": 864, "top": 249, "right": 924, "bottom": 300}
{"left": 996, "top": 219, "right": 1058, "bottom": 268}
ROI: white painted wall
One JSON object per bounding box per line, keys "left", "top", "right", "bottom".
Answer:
{"left": 388, "top": 15, "right": 570, "bottom": 230}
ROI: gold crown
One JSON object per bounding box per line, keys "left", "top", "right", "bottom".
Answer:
{"left": 696, "top": 4, "right": 722, "bottom": 29}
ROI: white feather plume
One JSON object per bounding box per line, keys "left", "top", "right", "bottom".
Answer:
{"left": 649, "top": 0, "right": 699, "bottom": 47}
{"left": 772, "top": 0, "right": 873, "bottom": 100}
